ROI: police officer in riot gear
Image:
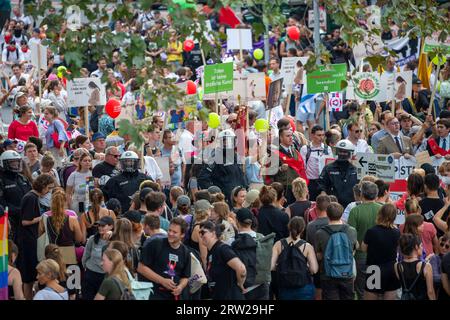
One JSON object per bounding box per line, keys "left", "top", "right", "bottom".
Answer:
{"left": 102, "top": 151, "right": 151, "bottom": 212}
{"left": 198, "top": 129, "right": 248, "bottom": 204}
{"left": 0, "top": 150, "right": 32, "bottom": 241}
{"left": 318, "top": 139, "right": 359, "bottom": 207}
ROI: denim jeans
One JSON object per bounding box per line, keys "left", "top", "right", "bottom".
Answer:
{"left": 278, "top": 284, "right": 316, "bottom": 300}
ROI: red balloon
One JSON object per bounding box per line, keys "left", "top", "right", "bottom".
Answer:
{"left": 183, "top": 39, "right": 195, "bottom": 52}
{"left": 186, "top": 80, "right": 197, "bottom": 95}
{"left": 105, "top": 99, "right": 121, "bottom": 119}
{"left": 287, "top": 26, "right": 300, "bottom": 41}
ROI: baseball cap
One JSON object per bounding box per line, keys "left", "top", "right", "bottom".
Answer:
{"left": 123, "top": 210, "right": 142, "bottom": 224}
{"left": 2, "top": 139, "right": 18, "bottom": 148}
{"left": 177, "top": 195, "right": 191, "bottom": 207}
{"left": 399, "top": 113, "right": 412, "bottom": 121}
{"left": 236, "top": 208, "right": 254, "bottom": 224}
{"left": 207, "top": 186, "right": 222, "bottom": 194}
{"left": 243, "top": 189, "right": 260, "bottom": 208}
{"left": 139, "top": 187, "right": 153, "bottom": 201}
{"left": 33, "top": 27, "right": 40, "bottom": 34}
{"left": 194, "top": 199, "right": 213, "bottom": 212}
{"left": 412, "top": 78, "right": 422, "bottom": 85}
{"left": 92, "top": 132, "right": 106, "bottom": 141}
{"left": 97, "top": 216, "right": 114, "bottom": 226}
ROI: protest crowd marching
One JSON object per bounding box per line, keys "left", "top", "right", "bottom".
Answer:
{"left": 1, "top": 0, "right": 450, "bottom": 301}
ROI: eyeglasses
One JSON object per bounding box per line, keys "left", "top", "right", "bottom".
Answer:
{"left": 354, "top": 130, "right": 362, "bottom": 133}
{"left": 440, "top": 241, "right": 450, "bottom": 249}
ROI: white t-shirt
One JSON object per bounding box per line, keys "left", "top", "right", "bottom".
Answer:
{"left": 300, "top": 143, "right": 333, "bottom": 180}
{"left": 67, "top": 170, "right": 93, "bottom": 201}
{"left": 354, "top": 139, "right": 372, "bottom": 154}
{"left": 143, "top": 156, "right": 163, "bottom": 181}
{"left": 33, "top": 287, "right": 69, "bottom": 300}
{"left": 178, "top": 129, "right": 194, "bottom": 157}
{"left": 10, "top": 73, "right": 30, "bottom": 86}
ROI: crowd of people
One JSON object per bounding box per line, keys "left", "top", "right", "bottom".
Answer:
{"left": 1, "top": 2, "right": 450, "bottom": 301}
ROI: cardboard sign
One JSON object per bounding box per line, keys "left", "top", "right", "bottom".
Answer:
{"left": 306, "top": 63, "right": 347, "bottom": 94}
{"left": 203, "top": 63, "right": 234, "bottom": 94}
{"left": 356, "top": 153, "right": 395, "bottom": 182}
{"left": 67, "top": 77, "right": 107, "bottom": 107}
{"left": 266, "top": 78, "right": 283, "bottom": 110}
{"left": 226, "top": 29, "right": 253, "bottom": 50}
{"left": 30, "top": 43, "right": 47, "bottom": 71}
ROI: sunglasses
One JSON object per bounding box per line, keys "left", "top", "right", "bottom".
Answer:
{"left": 227, "top": 119, "right": 237, "bottom": 124}
{"left": 440, "top": 241, "right": 450, "bottom": 249}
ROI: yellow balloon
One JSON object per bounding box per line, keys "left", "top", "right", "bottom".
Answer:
{"left": 255, "top": 118, "right": 269, "bottom": 132}
{"left": 432, "top": 55, "right": 447, "bottom": 66}
{"left": 208, "top": 112, "right": 220, "bottom": 129}
{"left": 253, "top": 49, "right": 264, "bottom": 60}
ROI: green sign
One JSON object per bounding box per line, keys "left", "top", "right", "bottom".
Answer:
{"left": 204, "top": 63, "right": 234, "bottom": 94}
{"left": 423, "top": 34, "right": 450, "bottom": 55}
{"left": 307, "top": 63, "right": 347, "bottom": 94}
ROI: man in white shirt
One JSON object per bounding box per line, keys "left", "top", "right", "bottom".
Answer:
{"left": 9, "top": 63, "right": 30, "bottom": 86}
{"left": 90, "top": 56, "right": 108, "bottom": 79}
{"left": 269, "top": 57, "right": 283, "bottom": 81}
{"left": 300, "top": 125, "right": 333, "bottom": 201}
{"left": 177, "top": 120, "right": 197, "bottom": 162}
{"left": 11, "top": 7, "right": 32, "bottom": 30}
{"left": 346, "top": 121, "right": 372, "bottom": 153}
{"left": 28, "top": 28, "right": 41, "bottom": 47}
{"left": 1, "top": 40, "right": 25, "bottom": 65}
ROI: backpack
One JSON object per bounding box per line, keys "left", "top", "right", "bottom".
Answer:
{"left": 111, "top": 276, "right": 136, "bottom": 300}
{"left": 6, "top": 47, "right": 19, "bottom": 61}
{"left": 232, "top": 233, "right": 258, "bottom": 288}
{"left": 304, "top": 202, "right": 317, "bottom": 225}
{"left": 322, "top": 225, "right": 354, "bottom": 279}
{"left": 305, "top": 144, "right": 329, "bottom": 165}
{"left": 397, "top": 262, "right": 426, "bottom": 300}
{"left": 254, "top": 232, "right": 275, "bottom": 285}
{"left": 276, "top": 239, "right": 309, "bottom": 288}
{"left": 125, "top": 269, "right": 153, "bottom": 300}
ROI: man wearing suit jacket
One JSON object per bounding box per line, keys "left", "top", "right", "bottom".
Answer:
{"left": 426, "top": 118, "right": 450, "bottom": 160}
{"left": 377, "top": 115, "right": 414, "bottom": 159}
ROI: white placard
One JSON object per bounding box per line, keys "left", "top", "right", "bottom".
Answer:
{"left": 226, "top": 29, "right": 253, "bottom": 50}
{"left": 67, "top": 77, "right": 107, "bottom": 107}
{"left": 308, "top": 7, "right": 327, "bottom": 30}
{"left": 383, "top": 70, "right": 413, "bottom": 102}
{"left": 281, "top": 57, "right": 308, "bottom": 89}
{"left": 154, "top": 156, "right": 171, "bottom": 187}
{"left": 30, "top": 43, "right": 47, "bottom": 71}
{"left": 355, "top": 152, "right": 396, "bottom": 182}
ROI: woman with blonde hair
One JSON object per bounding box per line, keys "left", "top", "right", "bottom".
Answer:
{"left": 39, "top": 188, "right": 83, "bottom": 265}
{"left": 361, "top": 203, "right": 401, "bottom": 300}
{"left": 187, "top": 200, "right": 212, "bottom": 268}
{"left": 66, "top": 152, "right": 94, "bottom": 215}
{"left": 80, "top": 188, "right": 116, "bottom": 242}
{"left": 211, "top": 202, "right": 237, "bottom": 245}
{"left": 286, "top": 177, "right": 310, "bottom": 219}
{"left": 44, "top": 244, "right": 76, "bottom": 300}
{"left": 94, "top": 249, "right": 132, "bottom": 300}
{"left": 33, "top": 259, "right": 69, "bottom": 300}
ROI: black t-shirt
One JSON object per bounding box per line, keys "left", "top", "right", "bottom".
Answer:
{"left": 364, "top": 225, "right": 400, "bottom": 266}
{"left": 207, "top": 241, "right": 244, "bottom": 300}
{"left": 92, "top": 161, "right": 120, "bottom": 187}
{"left": 19, "top": 191, "right": 41, "bottom": 242}
{"left": 138, "top": 237, "right": 190, "bottom": 299}
{"left": 419, "top": 197, "right": 447, "bottom": 237}
{"left": 288, "top": 200, "right": 311, "bottom": 219}
{"left": 442, "top": 252, "right": 450, "bottom": 276}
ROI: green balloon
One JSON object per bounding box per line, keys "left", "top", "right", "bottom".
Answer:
{"left": 253, "top": 49, "right": 264, "bottom": 60}
{"left": 255, "top": 119, "right": 269, "bottom": 133}
{"left": 208, "top": 112, "right": 220, "bottom": 129}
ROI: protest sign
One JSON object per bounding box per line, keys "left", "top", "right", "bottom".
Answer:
{"left": 308, "top": 7, "right": 327, "bottom": 30}
{"left": 226, "top": 29, "right": 253, "bottom": 50}
{"left": 67, "top": 78, "right": 107, "bottom": 107}
{"left": 424, "top": 32, "right": 450, "bottom": 55}
{"left": 383, "top": 70, "right": 413, "bottom": 102}
{"left": 281, "top": 57, "right": 309, "bottom": 89}
{"left": 203, "top": 63, "right": 234, "bottom": 94}
{"left": 30, "top": 43, "right": 47, "bottom": 71}
{"left": 384, "top": 30, "right": 420, "bottom": 67}
{"left": 266, "top": 78, "right": 283, "bottom": 110}
{"left": 154, "top": 157, "right": 171, "bottom": 187}
{"left": 328, "top": 92, "right": 343, "bottom": 112}
{"left": 307, "top": 64, "right": 347, "bottom": 94}
{"left": 267, "top": 105, "right": 284, "bottom": 129}
{"left": 348, "top": 72, "right": 382, "bottom": 101}
{"left": 356, "top": 153, "right": 395, "bottom": 182}
{"left": 227, "top": 71, "right": 266, "bottom": 102}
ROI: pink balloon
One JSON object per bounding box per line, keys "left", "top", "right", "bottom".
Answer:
{"left": 48, "top": 74, "right": 58, "bottom": 81}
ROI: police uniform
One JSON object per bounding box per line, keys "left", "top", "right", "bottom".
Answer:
{"left": 0, "top": 170, "right": 32, "bottom": 241}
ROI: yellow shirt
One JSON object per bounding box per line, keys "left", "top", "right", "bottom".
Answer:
{"left": 167, "top": 41, "right": 183, "bottom": 63}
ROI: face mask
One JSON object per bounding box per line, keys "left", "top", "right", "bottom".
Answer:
{"left": 8, "top": 45, "right": 16, "bottom": 52}
{"left": 441, "top": 176, "right": 450, "bottom": 185}
{"left": 21, "top": 47, "right": 28, "bottom": 53}
{"left": 14, "top": 29, "right": 22, "bottom": 37}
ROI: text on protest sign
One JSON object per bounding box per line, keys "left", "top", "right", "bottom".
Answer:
{"left": 281, "top": 57, "right": 309, "bottom": 89}
{"left": 203, "top": 63, "right": 234, "bottom": 94}
{"left": 307, "top": 63, "right": 347, "bottom": 94}
{"left": 355, "top": 153, "right": 395, "bottom": 182}
{"left": 67, "top": 78, "right": 107, "bottom": 107}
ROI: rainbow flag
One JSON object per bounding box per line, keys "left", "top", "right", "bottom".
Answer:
{"left": 0, "top": 210, "right": 8, "bottom": 300}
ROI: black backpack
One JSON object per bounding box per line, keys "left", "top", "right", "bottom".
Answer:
{"left": 276, "top": 239, "right": 309, "bottom": 288}
{"left": 397, "top": 262, "right": 426, "bottom": 300}
{"left": 232, "top": 233, "right": 257, "bottom": 288}
{"left": 111, "top": 276, "right": 136, "bottom": 300}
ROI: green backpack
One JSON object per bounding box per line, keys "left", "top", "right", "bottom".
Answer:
{"left": 254, "top": 232, "right": 275, "bottom": 284}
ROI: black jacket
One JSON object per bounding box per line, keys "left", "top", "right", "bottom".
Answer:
{"left": 318, "top": 160, "right": 359, "bottom": 208}
{"left": 102, "top": 171, "right": 152, "bottom": 212}
{"left": 257, "top": 205, "right": 289, "bottom": 243}
{"left": 232, "top": 233, "right": 257, "bottom": 288}
{"left": 0, "top": 170, "right": 32, "bottom": 236}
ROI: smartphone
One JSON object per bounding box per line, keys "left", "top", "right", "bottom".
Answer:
{"left": 79, "top": 202, "right": 85, "bottom": 214}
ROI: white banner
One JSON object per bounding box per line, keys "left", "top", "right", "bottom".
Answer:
{"left": 67, "top": 78, "right": 107, "bottom": 107}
